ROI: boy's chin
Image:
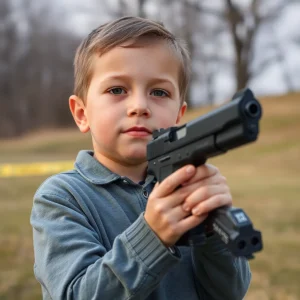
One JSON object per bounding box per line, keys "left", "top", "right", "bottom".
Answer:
{"left": 123, "top": 151, "right": 147, "bottom": 165}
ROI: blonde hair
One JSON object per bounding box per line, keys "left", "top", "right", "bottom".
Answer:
{"left": 73, "top": 16, "right": 191, "bottom": 103}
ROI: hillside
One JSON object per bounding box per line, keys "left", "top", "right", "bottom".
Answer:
{"left": 0, "top": 92, "right": 299, "bottom": 299}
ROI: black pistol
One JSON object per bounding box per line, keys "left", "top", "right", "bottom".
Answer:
{"left": 146, "top": 88, "right": 263, "bottom": 259}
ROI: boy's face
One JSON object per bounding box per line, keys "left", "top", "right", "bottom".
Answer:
{"left": 70, "top": 39, "right": 186, "bottom": 167}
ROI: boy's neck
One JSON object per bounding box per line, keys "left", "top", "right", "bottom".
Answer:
{"left": 94, "top": 152, "right": 148, "bottom": 184}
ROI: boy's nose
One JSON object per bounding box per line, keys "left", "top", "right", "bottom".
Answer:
{"left": 127, "top": 95, "right": 151, "bottom": 117}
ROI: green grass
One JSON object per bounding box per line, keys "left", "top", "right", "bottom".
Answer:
{"left": 0, "top": 177, "right": 46, "bottom": 299}
{"left": 0, "top": 93, "right": 299, "bottom": 299}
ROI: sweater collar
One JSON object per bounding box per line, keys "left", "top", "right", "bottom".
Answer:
{"left": 74, "top": 150, "right": 155, "bottom": 186}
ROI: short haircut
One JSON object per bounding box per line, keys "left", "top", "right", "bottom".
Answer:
{"left": 73, "top": 16, "right": 191, "bottom": 103}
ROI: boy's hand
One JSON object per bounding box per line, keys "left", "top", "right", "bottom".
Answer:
{"left": 144, "top": 164, "right": 232, "bottom": 247}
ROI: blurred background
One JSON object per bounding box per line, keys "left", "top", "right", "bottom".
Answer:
{"left": 0, "top": 0, "right": 299, "bottom": 299}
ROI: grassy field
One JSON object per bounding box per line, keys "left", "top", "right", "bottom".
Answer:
{"left": 0, "top": 92, "right": 299, "bottom": 299}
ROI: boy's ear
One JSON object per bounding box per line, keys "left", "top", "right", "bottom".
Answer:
{"left": 69, "top": 95, "right": 90, "bottom": 133}
{"left": 175, "top": 101, "right": 187, "bottom": 124}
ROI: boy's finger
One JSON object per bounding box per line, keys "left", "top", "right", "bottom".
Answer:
{"left": 179, "top": 175, "right": 227, "bottom": 199}
{"left": 183, "top": 184, "right": 230, "bottom": 210}
{"left": 182, "top": 164, "right": 219, "bottom": 186}
{"left": 153, "top": 165, "right": 196, "bottom": 198}
{"left": 176, "top": 213, "right": 208, "bottom": 234}
{"left": 191, "top": 194, "right": 232, "bottom": 216}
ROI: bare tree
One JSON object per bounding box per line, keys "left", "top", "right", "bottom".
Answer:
{"left": 137, "top": 0, "right": 147, "bottom": 18}
{"left": 101, "top": 0, "right": 147, "bottom": 18}
{"left": 0, "top": 0, "right": 21, "bottom": 137}
{"left": 224, "top": 0, "right": 298, "bottom": 90}
{"left": 0, "top": 0, "right": 77, "bottom": 138}
{"left": 1, "top": 0, "right": 299, "bottom": 138}
{"left": 225, "top": 0, "right": 255, "bottom": 90}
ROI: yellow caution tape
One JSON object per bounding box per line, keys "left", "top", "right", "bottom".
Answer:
{"left": 0, "top": 161, "right": 74, "bottom": 178}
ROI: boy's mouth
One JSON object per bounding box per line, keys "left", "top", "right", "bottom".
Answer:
{"left": 123, "top": 126, "right": 152, "bottom": 137}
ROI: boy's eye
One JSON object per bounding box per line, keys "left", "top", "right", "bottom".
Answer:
{"left": 151, "top": 89, "right": 168, "bottom": 97}
{"left": 108, "top": 87, "right": 126, "bottom": 95}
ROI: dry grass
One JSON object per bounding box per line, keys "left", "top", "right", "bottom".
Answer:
{"left": 0, "top": 92, "right": 299, "bottom": 299}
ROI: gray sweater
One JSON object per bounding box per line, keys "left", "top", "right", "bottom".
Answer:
{"left": 31, "top": 150, "right": 251, "bottom": 300}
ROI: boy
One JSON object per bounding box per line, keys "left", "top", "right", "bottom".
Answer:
{"left": 31, "top": 16, "right": 251, "bottom": 299}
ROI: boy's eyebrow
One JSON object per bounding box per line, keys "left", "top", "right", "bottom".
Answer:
{"left": 98, "top": 73, "right": 177, "bottom": 89}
